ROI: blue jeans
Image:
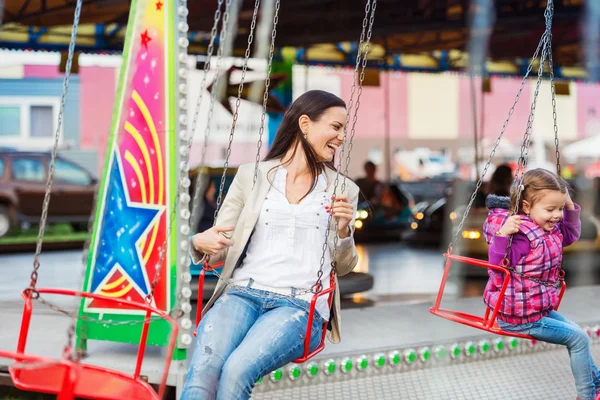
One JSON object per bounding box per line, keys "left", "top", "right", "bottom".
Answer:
{"left": 180, "top": 285, "right": 323, "bottom": 400}
{"left": 499, "top": 311, "right": 600, "bottom": 399}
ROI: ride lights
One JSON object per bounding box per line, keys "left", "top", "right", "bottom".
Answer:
{"left": 270, "top": 369, "right": 283, "bottom": 383}
{"left": 179, "top": 115, "right": 188, "bottom": 125}
{"left": 180, "top": 224, "right": 190, "bottom": 235}
{"left": 181, "top": 272, "right": 192, "bottom": 284}
{"left": 179, "top": 99, "right": 188, "bottom": 109}
{"left": 478, "top": 340, "right": 490, "bottom": 355}
{"left": 306, "top": 362, "right": 319, "bottom": 377}
{"left": 411, "top": 222, "right": 418, "bottom": 230}
{"left": 340, "top": 357, "right": 353, "bottom": 373}
{"left": 593, "top": 325, "right": 600, "bottom": 339}
{"left": 180, "top": 334, "right": 192, "bottom": 346}
{"left": 179, "top": 84, "right": 188, "bottom": 94}
{"left": 180, "top": 146, "right": 189, "bottom": 158}
{"left": 493, "top": 338, "right": 504, "bottom": 352}
{"left": 178, "top": 6, "right": 189, "bottom": 17}
{"left": 323, "top": 359, "right": 336, "bottom": 375}
{"left": 404, "top": 349, "right": 417, "bottom": 364}
{"left": 181, "top": 318, "right": 192, "bottom": 330}
{"left": 178, "top": 37, "right": 189, "bottom": 48}
{"left": 180, "top": 193, "right": 191, "bottom": 204}
{"left": 180, "top": 254, "right": 190, "bottom": 266}
{"left": 288, "top": 365, "right": 302, "bottom": 381}
{"left": 507, "top": 338, "right": 519, "bottom": 350}
{"left": 464, "top": 341, "right": 476, "bottom": 357}
{"left": 388, "top": 350, "right": 401, "bottom": 366}
{"left": 419, "top": 347, "right": 431, "bottom": 362}
{"left": 356, "top": 355, "right": 368, "bottom": 371}
{"left": 178, "top": 68, "right": 188, "bottom": 79}
{"left": 180, "top": 240, "right": 189, "bottom": 251}
{"left": 178, "top": 22, "right": 189, "bottom": 33}
{"left": 181, "top": 287, "right": 192, "bottom": 299}
{"left": 527, "top": 339, "right": 538, "bottom": 348}
{"left": 178, "top": 52, "right": 188, "bottom": 63}
{"left": 181, "top": 302, "right": 192, "bottom": 314}
{"left": 374, "top": 353, "right": 386, "bottom": 368}
{"left": 434, "top": 345, "right": 446, "bottom": 360}
{"left": 451, "top": 343, "right": 461, "bottom": 359}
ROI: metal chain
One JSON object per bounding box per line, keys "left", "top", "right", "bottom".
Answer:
{"left": 503, "top": 0, "right": 562, "bottom": 289}
{"left": 213, "top": 0, "right": 261, "bottom": 222}
{"left": 449, "top": 29, "right": 547, "bottom": 251}
{"left": 545, "top": 1, "right": 561, "bottom": 176}
{"left": 318, "top": 0, "right": 376, "bottom": 293}
{"left": 28, "top": 0, "right": 228, "bottom": 331}
{"left": 190, "top": 0, "right": 233, "bottom": 225}
{"left": 252, "top": 0, "right": 280, "bottom": 187}
{"left": 17, "top": 0, "right": 83, "bottom": 359}
{"left": 28, "top": 0, "right": 82, "bottom": 296}
{"left": 145, "top": 0, "right": 226, "bottom": 304}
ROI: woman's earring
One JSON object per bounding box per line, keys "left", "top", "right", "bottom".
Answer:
{"left": 303, "top": 132, "right": 307, "bottom": 139}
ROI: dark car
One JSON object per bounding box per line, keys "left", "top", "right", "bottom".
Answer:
{"left": 0, "top": 150, "right": 97, "bottom": 237}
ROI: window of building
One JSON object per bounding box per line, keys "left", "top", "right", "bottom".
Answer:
{"left": 0, "top": 97, "right": 60, "bottom": 147}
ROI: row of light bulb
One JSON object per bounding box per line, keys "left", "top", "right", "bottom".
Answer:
{"left": 177, "top": 0, "right": 193, "bottom": 348}
{"left": 255, "top": 327, "right": 600, "bottom": 386}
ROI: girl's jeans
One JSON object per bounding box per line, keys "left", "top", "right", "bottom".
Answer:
{"left": 180, "top": 285, "right": 323, "bottom": 400}
{"left": 499, "top": 310, "right": 600, "bottom": 399}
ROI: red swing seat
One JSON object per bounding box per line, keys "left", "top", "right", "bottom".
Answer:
{"left": 429, "top": 251, "right": 567, "bottom": 340}
{"left": 1, "top": 288, "right": 178, "bottom": 400}
{"left": 194, "top": 263, "right": 335, "bottom": 363}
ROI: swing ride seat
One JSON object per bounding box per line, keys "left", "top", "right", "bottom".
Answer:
{"left": 194, "top": 265, "right": 336, "bottom": 363}
{"left": 429, "top": 252, "right": 567, "bottom": 340}
{"left": 1, "top": 288, "right": 178, "bottom": 400}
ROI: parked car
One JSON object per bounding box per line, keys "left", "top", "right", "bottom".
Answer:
{"left": 0, "top": 150, "right": 97, "bottom": 237}
{"left": 187, "top": 165, "right": 375, "bottom": 301}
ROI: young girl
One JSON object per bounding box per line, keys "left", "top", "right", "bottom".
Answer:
{"left": 483, "top": 168, "right": 599, "bottom": 400}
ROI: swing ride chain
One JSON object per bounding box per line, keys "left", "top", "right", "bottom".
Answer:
{"left": 448, "top": 21, "right": 548, "bottom": 252}
{"left": 27, "top": 0, "right": 82, "bottom": 300}
{"left": 214, "top": 0, "right": 261, "bottom": 223}
{"left": 342, "top": 0, "right": 377, "bottom": 189}
{"left": 503, "top": 1, "right": 563, "bottom": 289}
{"left": 545, "top": 0, "right": 562, "bottom": 176}
{"left": 252, "top": 0, "right": 280, "bottom": 187}
{"left": 191, "top": 0, "right": 233, "bottom": 225}
{"left": 144, "top": 0, "right": 227, "bottom": 305}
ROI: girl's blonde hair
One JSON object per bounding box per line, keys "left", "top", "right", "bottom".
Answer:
{"left": 510, "top": 168, "right": 568, "bottom": 214}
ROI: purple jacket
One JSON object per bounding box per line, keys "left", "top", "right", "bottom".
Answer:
{"left": 482, "top": 195, "right": 581, "bottom": 324}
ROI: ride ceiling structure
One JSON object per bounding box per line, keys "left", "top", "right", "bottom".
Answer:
{"left": 0, "top": 0, "right": 593, "bottom": 77}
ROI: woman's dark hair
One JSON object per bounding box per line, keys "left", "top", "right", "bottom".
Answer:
{"left": 489, "top": 164, "right": 513, "bottom": 197}
{"left": 265, "top": 90, "right": 346, "bottom": 201}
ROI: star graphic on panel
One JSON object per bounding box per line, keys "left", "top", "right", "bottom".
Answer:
{"left": 155, "top": 1, "right": 163, "bottom": 11}
{"left": 206, "top": 66, "right": 288, "bottom": 115}
{"left": 91, "top": 150, "right": 163, "bottom": 296}
{"left": 141, "top": 30, "right": 152, "bottom": 48}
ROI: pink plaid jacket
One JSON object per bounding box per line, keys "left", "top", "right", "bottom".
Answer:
{"left": 482, "top": 195, "right": 581, "bottom": 324}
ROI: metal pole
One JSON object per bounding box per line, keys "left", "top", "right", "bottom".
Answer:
{"left": 384, "top": 69, "right": 391, "bottom": 181}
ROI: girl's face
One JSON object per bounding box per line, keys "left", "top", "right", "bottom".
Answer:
{"left": 522, "top": 189, "right": 567, "bottom": 231}
{"left": 302, "top": 107, "right": 346, "bottom": 162}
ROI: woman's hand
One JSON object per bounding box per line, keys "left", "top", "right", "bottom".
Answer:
{"left": 497, "top": 215, "right": 521, "bottom": 236}
{"left": 191, "top": 225, "right": 235, "bottom": 256}
{"left": 325, "top": 195, "right": 354, "bottom": 238}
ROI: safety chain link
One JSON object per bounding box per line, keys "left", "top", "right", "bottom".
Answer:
{"left": 253, "top": 0, "right": 281, "bottom": 187}
{"left": 545, "top": 0, "right": 561, "bottom": 176}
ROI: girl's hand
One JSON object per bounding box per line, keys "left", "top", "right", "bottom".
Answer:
{"left": 191, "top": 225, "right": 234, "bottom": 256}
{"left": 497, "top": 215, "right": 522, "bottom": 236}
{"left": 565, "top": 190, "right": 575, "bottom": 210}
{"left": 325, "top": 195, "right": 354, "bottom": 238}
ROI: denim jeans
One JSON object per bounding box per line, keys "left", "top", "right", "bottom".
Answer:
{"left": 499, "top": 311, "right": 600, "bottom": 399}
{"left": 180, "top": 285, "right": 323, "bottom": 400}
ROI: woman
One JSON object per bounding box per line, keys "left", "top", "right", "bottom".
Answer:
{"left": 181, "top": 90, "right": 360, "bottom": 400}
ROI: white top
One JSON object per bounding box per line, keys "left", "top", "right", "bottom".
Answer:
{"left": 231, "top": 166, "right": 334, "bottom": 320}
